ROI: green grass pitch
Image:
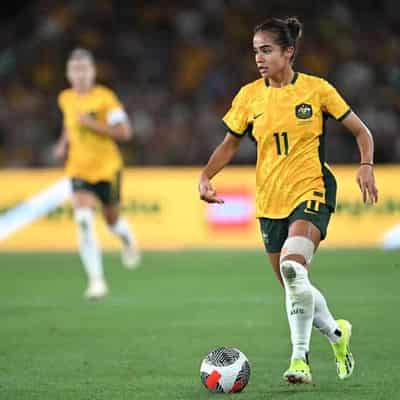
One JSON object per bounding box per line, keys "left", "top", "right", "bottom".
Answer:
{"left": 0, "top": 249, "right": 399, "bottom": 399}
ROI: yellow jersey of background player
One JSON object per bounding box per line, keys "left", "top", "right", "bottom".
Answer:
{"left": 54, "top": 48, "right": 140, "bottom": 300}
{"left": 58, "top": 84, "right": 124, "bottom": 183}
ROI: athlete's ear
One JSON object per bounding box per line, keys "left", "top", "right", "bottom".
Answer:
{"left": 284, "top": 46, "right": 295, "bottom": 60}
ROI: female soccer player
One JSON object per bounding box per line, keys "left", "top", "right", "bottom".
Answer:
{"left": 199, "top": 18, "right": 378, "bottom": 384}
{"left": 54, "top": 48, "right": 140, "bottom": 300}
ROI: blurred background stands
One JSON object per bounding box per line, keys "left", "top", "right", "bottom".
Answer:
{"left": 0, "top": 0, "right": 399, "bottom": 167}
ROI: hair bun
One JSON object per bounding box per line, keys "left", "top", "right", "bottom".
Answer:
{"left": 286, "top": 17, "right": 302, "bottom": 41}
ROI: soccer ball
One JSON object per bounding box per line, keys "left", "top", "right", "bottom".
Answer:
{"left": 200, "top": 347, "right": 251, "bottom": 393}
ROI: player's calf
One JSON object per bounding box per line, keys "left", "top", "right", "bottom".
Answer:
{"left": 74, "top": 207, "right": 106, "bottom": 297}
{"left": 280, "top": 236, "right": 315, "bottom": 364}
{"left": 108, "top": 217, "right": 141, "bottom": 269}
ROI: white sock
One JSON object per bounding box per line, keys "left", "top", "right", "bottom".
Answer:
{"left": 312, "top": 286, "right": 341, "bottom": 343}
{"left": 74, "top": 208, "right": 104, "bottom": 283}
{"left": 108, "top": 217, "right": 135, "bottom": 248}
{"left": 281, "top": 260, "right": 315, "bottom": 361}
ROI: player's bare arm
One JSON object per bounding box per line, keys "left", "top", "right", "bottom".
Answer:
{"left": 53, "top": 128, "right": 68, "bottom": 160}
{"left": 341, "top": 112, "right": 378, "bottom": 204}
{"left": 78, "top": 112, "right": 133, "bottom": 142}
{"left": 199, "top": 133, "right": 241, "bottom": 204}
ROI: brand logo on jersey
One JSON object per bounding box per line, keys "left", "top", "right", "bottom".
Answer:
{"left": 295, "top": 103, "right": 313, "bottom": 119}
{"left": 253, "top": 113, "right": 264, "bottom": 120}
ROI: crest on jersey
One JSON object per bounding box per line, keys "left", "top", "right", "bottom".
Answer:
{"left": 295, "top": 103, "right": 313, "bottom": 119}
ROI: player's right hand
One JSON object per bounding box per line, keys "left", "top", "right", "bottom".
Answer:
{"left": 52, "top": 143, "right": 66, "bottom": 160}
{"left": 199, "top": 176, "right": 224, "bottom": 204}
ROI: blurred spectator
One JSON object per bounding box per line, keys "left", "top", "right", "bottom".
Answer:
{"left": 0, "top": 0, "right": 399, "bottom": 167}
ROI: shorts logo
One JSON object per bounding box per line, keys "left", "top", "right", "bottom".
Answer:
{"left": 295, "top": 103, "right": 313, "bottom": 119}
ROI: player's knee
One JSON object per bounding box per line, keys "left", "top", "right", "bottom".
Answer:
{"left": 103, "top": 207, "right": 119, "bottom": 226}
{"left": 280, "top": 236, "right": 315, "bottom": 266}
{"left": 279, "top": 236, "right": 315, "bottom": 293}
{"left": 74, "top": 207, "right": 94, "bottom": 231}
{"left": 105, "top": 214, "right": 118, "bottom": 226}
{"left": 282, "top": 254, "right": 307, "bottom": 266}
{"left": 280, "top": 260, "right": 310, "bottom": 295}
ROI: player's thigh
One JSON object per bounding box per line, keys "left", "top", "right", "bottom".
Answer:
{"left": 288, "top": 220, "right": 321, "bottom": 246}
{"left": 72, "top": 190, "right": 97, "bottom": 209}
{"left": 71, "top": 177, "right": 98, "bottom": 209}
{"left": 98, "top": 171, "right": 121, "bottom": 208}
{"left": 288, "top": 201, "right": 332, "bottom": 245}
{"left": 98, "top": 171, "right": 122, "bottom": 225}
{"left": 284, "top": 201, "right": 332, "bottom": 265}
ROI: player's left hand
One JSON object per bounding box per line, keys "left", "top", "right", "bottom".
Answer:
{"left": 78, "top": 113, "right": 96, "bottom": 128}
{"left": 357, "top": 165, "right": 378, "bottom": 204}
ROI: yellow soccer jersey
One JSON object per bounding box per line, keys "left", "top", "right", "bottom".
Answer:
{"left": 223, "top": 72, "right": 351, "bottom": 218}
{"left": 58, "top": 85, "right": 125, "bottom": 183}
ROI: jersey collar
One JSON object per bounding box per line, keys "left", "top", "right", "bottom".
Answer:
{"left": 264, "top": 72, "right": 299, "bottom": 88}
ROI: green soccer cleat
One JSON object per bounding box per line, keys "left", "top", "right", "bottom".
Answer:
{"left": 331, "top": 319, "right": 354, "bottom": 380}
{"left": 283, "top": 356, "right": 312, "bottom": 384}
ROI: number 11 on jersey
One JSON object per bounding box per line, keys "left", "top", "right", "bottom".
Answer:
{"left": 273, "top": 132, "right": 289, "bottom": 155}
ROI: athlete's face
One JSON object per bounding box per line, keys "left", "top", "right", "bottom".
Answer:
{"left": 67, "top": 57, "right": 96, "bottom": 92}
{"left": 253, "top": 31, "right": 294, "bottom": 78}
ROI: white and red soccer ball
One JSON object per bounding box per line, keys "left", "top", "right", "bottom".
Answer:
{"left": 200, "top": 347, "right": 251, "bottom": 393}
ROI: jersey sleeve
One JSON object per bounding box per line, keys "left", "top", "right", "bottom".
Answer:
{"left": 319, "top": 80, "right": 351, "bottom": 121}
{"left": 222, "top": 87, "right": 251, "bottom": 137}
{"left": 103, "top": 89, "right": 128, "bottom": 125}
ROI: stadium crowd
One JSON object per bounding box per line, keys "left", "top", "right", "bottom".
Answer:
{"left": 0, "top": 0, "right": 399, "bottom": 167}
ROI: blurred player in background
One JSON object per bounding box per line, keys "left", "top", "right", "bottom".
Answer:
{"left": 54, "top": 48, "right": 140, "bottom": 300}
{"left": 199, "top": 18, "right": 378, "bottom": 384}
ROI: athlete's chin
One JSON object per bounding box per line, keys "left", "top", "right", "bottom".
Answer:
{"left": 258, "top": 69, "right": 269, "bottom": 78}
